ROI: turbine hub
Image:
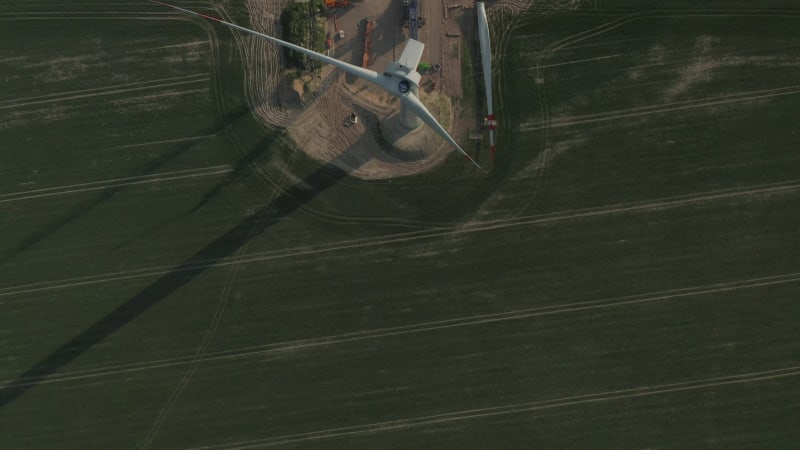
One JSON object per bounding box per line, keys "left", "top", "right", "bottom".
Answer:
{"left": 398, "top": 80, "right": 410, "bottom": 94}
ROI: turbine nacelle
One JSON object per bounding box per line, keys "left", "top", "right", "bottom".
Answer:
{"left": 379, "top": 38, "right": 423, "bottom": 101}
{"left": 382, "top": 37, "right": 424, "bottom": 93}
{"left": 381, "top": 67, "right": 420, "bottom": 96}
{"left": 379, "top": 38, "right": 425, "bottom": 128}
{"left": 377, "top": 69, "right": 419, "bottom": 99}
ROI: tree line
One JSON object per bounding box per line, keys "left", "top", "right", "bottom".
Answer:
{"left": 280, "top": 0, "right": 326, "bottom": 70}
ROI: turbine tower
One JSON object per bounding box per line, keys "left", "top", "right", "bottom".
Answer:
{"left": 151, "top": 1, "right": 486, "bottom": 173}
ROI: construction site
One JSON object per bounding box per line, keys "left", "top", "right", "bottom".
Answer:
{"left": 6, "top": 1, "right": 800, "bottom": 447}
{"left": 244, "top": 0, "right": 485, "bottom": 179}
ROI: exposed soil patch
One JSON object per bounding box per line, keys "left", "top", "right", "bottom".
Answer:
{"left": 236, "top": 0, "right": 503, "bottom": 179}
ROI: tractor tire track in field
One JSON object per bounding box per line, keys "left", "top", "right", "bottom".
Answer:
{"left": 0, "top": 15, "right": 206, "bottom": 22}
{"left": 0, "top": 3, "right": 283, "bottom": 414}
{"left": 0, "top": 76, "right": 209, "bottom": 110}
{"left": 502, "top": 8, "right": 800, "bottom": 221}
{"left": 0, "top": 74, "right": 207, "bottom": 107}
{"left": 4, "top": 267, "right": 800, "bottom": 390}
{"left": 204, "top": 4, "right": 287, "bottom": 194}
{"left": 0, "top": 157, "right": 350, "bottom": 409}
{"left": 107, "top": 134, "right": 217, "bottom": 150}
{"left": 242, "top": 0, "right": 303, "bottom": 129}
{"left": 1, "top": 178, "right": 799, "bottom": 300}
{"left": 502, "top": 12, "right": 641, "bottom": 221}
{"left": 469, "top": 1, "right": 545, "bottom": 221}
{"left": 522, "top": 83, "right": 800, "bottom": 124}
{"left": 472, "top": 11, "right": 640, "bottom": 223}
{"left": 135, "top": 149, "right": 302, "bottom": 449}
{"left": 0, "top": 165, "right": 230, "bottom": 204}
{"left": 135, "top": 4, "right": 300, "bottom": 446}
{"left": 519, "top": 83, "right": 800, "bottom": 132}
{"left": 198, "top": 365, "right": 800, "bottom": 448}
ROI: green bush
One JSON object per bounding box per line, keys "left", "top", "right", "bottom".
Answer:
{"left": 280, "top": 0, "right": 326, "bottom": 69}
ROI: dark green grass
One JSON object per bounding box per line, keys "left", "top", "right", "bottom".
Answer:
{"left": 489, "top": 11, "right": 800, "bottom": 218}
{"left": 160, "top": 281, "right": 800, "bottom": 446}
{"left": 1, "top": 1, "right": 799, "bottom": 449}
{"left": 207, "top": 190, "right": 800, "bottom": 352}
{"left": 5, "top": 278, "right": 797, "bottom": 448}
{"left": 286, "top": 378, "right": 800, "bottom": 449}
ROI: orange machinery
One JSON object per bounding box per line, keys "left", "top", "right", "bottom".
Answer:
{"left": 324, "top": 0, "right": 349, "bottom": 8}
{"left": 362, "top": 19, "right": 374, "bottom": 67}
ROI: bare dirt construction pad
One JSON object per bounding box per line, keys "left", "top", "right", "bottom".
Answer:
{"left": 242, "top": 0, "right": 472, "bottom": 179}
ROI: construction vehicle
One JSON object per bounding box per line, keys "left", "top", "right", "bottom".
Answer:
{"left": 324, "top": 0, "right": 349, "bottom": 8}
{"left": 362, "top": 18, "right": 374, "bottom": 67}
{"left": 344, "top": 112, "right": 359, "bottom": 127}
{"left": 331, "top": 12, "right": 344, "bottom": 40}
{"left": 407, "top": 0, "right": 419, "bottom": 39}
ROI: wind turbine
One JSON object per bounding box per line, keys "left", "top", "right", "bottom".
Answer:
{"left": 151, "top": 1, "right": 487, "bottom": 173}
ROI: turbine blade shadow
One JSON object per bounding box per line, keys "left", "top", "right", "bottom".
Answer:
{"left": 0, "top": 158, "right": 352, "bottom": 409}
{"left": 0, "top": 104, "right": 251, "bottom": 268}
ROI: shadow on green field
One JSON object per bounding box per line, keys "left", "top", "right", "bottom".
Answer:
{"left": 0, "top": 151, "right": 355, "bottom": 409}
{"left": 185, "top": 132, "right": 276, "bottom": 214}
{"left": 0, "top": 103, "right": 252, "bottom": 269}
{"left": 109, "top": 127, "right": 282, "bottom": 252}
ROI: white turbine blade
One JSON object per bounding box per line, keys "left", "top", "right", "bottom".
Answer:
{"left": 151, "top": 1, "right": 382, "bottom": 85}
{"left": 476, "top": 2, "right": 493, "bottom": 116}
{"left": 402, "top": 94, "right": 487, "bottom": 173}
{"left": 397, "top": 39, "right": 425, "bottom": 71}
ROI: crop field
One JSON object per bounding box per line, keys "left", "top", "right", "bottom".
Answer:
{"left": 1, "top": 0, "right": 800, "bottom": 448}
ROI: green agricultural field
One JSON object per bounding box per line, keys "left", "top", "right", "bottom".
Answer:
{"left": 1, "top": 0, "right": 799, "bottom": 448}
